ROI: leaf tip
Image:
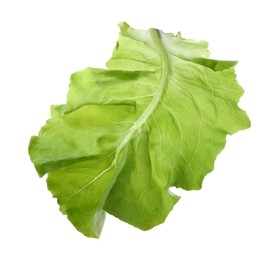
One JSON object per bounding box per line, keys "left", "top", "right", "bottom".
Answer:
{"left": 118, "top": 21, "right": 130, "bottom": 33}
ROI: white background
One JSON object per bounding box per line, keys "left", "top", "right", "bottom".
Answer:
{"left": 1, "top": 0, "right": 274, "bottom": 259}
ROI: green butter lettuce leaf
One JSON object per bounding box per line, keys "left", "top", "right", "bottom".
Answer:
{"left": 28, "top": 22, "right": 250, "bottom": 238}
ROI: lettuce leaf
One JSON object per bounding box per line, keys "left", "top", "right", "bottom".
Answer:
{"left": 28, "top": 22, "right": 250, "bottom": 238}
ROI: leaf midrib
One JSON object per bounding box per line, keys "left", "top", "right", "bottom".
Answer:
{"left": 113, "top": 29, "right": 169, "bottom": 161}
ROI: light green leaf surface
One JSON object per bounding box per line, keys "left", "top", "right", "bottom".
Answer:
{"left": 29, "top": 22, "right": 250, "bottom": 238}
